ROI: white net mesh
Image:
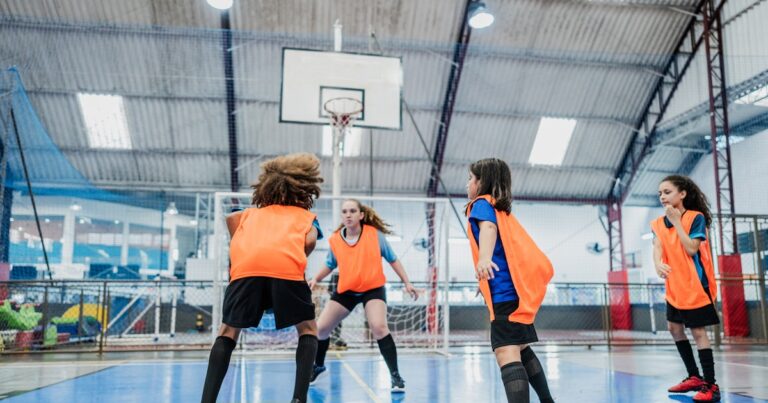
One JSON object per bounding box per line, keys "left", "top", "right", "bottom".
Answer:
{"left": 212, "top": 193, "right": 451, "bottom": 352}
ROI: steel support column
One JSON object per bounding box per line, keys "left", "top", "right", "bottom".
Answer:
{"left": 426, "top": 0, "right": 473, "bottom": 334}
{"left": 611, "top": 0, "right": 719, "bottom": 203}
{"left": 221, "top": 11, "right": 239, "bottom": 192}
{"left": 606, "top": 198, "right": 627, "bottom": 272}
{"left": 703, "top": 0, "right": 738, "bottom": 254}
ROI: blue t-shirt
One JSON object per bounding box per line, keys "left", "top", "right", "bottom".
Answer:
{"left": 312, "top": 219, "right": 324, "bottom": 240}
{"left": 325, "top": 228, "right": 397, "bottom": 269}
{"left": 657, "top": 213, "right": 708, "bottom": 288}
{"left": 469, "top": 199, "right": 518, "bottom": 303}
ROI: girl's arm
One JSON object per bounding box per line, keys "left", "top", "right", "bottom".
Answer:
{"left": 308, "top": 265, "right": 332, "bottom": 289}
{"left": 388, "top": 260, "right": 418, "bottom": 300}
{"left": 665, "top": 207, "right": 702, "bottom": 256}
{"left": 305, "top": 226, "right": 318, "bottom": 256}
{"left": 226, "top": 211, "right": 243, "bottom": 237}
{"left": 672, "top": 224, "right": 702, "bottom": 256}
{"left": 653, "top": 236, "right": 671, "bottom": 279}
{"left": 476, "top": 221, "right": 500, "bottom": 280}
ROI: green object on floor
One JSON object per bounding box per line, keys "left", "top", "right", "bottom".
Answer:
{"left": 0, "top": 300, "right": 43, "bottom": 331}
{"left": 44, "top": 325, "right": 57, "bottom": 346}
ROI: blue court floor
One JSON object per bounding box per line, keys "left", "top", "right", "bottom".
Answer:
{"left": 1, "top": 346, "right": 767, "bottom": 402}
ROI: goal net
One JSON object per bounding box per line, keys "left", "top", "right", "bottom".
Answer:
{"left": 211, "top": 193, "right": 451, "bottom": 353}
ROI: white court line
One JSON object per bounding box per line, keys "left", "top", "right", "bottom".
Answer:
{"left": 240, "top": 354, "right": 247, "bottom": 403}
{"left": 723, "top": 362, "right": 768, "bottom": 370}
{"left": 335, "top": 351, "right": 382, "bottom": 403}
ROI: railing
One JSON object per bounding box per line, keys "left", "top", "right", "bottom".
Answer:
{"left": 1, "top": 278, "right": 765, "bottom": 353}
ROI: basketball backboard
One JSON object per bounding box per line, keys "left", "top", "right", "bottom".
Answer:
{"left": 280, "top": 48, "right": 402, "bottom": 130}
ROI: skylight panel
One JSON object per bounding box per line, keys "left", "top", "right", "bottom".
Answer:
{"left": 77, "top": 93, "right": 132, "bottom": 149}
{"left": 528, "top": 117, "right": 577, "bottom": 166}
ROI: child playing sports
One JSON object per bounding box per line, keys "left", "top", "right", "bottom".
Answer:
{"left": 652, "top": 175, "right": 720, "bottom": 402}
{"left": 307, "top": 199, "right": 418, "bottom": 392}
{"left": 201, "top": 153, "right": 324, "bottom": 403}
{"left": 465, "top": 158, "right": 555, "bottom": 403}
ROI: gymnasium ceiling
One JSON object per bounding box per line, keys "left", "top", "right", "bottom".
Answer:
{"left": 2, "top": 0, "right": 767, "bottom": 206}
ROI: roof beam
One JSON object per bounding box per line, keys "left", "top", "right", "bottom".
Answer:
{"left": 610, "top": 2, "right": 768, "bottom": 204}
{"left": 427, "top": 0, "right": 473, "bottom": 197}
{"left": 610, "top": 0, "right": 713, "bottom": 203}
{"left": 28, "top": 88, "right": 638, "bottom": 128}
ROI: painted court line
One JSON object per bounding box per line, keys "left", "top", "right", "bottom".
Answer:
{"left": 335, "top": 351, "right": 382, "bottom": 403}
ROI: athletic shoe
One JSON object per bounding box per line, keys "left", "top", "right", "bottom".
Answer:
{"left": 668, "top": 375, "right": 706, "bottom": 393}
{"left": 290, "top": 399, "right": 302, "bottom": 403}
{"left": 391, "top": 372, "right": 405, "bottom": 393}
{"left": 693, "top": 383, "right": 721, "bottom": 402}
{"left": 309, "top": 365, "right": 326, "bottom": 385}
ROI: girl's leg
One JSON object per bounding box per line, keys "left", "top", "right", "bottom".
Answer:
{"left": 292, "top": 319, "right": 319, "bottom": 403}
{"left": 201, "top": 324, "right": 241, "bottom": 403}
{"left": 691, "top": 327, "right": 715, "bottom": 384}
{"left": 495, "top": 345, "right": 529, "bottom": 403}
{"left": 669, "top": 321, "right": 701, "bottom": 378}
{"left": 364, "top": 300, "right": 400, "bottom": 377}
{"left": 520, "top": 345, "right": 554, "bottom": 402}
{"left": 315, "top": 301, "right": 351, "bottom": 367}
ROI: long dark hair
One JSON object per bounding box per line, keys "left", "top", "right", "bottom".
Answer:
{"left": 661, "top": 175, "right": 712, "bottom": 227}
{"left": 469, "top": 158, "right": 513, "bottom": 213}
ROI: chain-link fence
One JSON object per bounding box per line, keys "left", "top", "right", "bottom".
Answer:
{"left": 0, "top": 280, "right": 215, "bottom": 353}
{"left": 2, "top": 277, "right": 764, "bottom": 354}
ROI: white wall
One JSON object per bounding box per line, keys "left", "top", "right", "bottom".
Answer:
{"left": 443, "top": 202, "right": 612, "bottom": 283}
{"left": 689, "top": 129, "right": 768, "bottom": 215}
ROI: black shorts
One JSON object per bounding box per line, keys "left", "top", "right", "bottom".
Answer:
{"left": 223, "top": 277, "right": 315, "bottom": 330}
{"left": 330, "top": 286, "right": 387, "bottom": 312}
{"left": 667, "top": 302, "right": 720, "bottom": 328}
{"left": 491, "top": 300, "right": 539, "bottom": 351}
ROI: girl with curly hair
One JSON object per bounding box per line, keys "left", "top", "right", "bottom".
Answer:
{"left": 201, "top": 153, "right": 324, "bottom": 403}
{"left": 653, "top": 175, "right": 720, "bottom": 402}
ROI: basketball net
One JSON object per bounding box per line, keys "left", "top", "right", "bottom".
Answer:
{"left": 324, "top": 97, "right": 363, "bottom": 139}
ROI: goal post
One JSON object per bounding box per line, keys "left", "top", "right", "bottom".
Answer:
{"left": 211, "top": 193, "right": 451, "bottom": 354}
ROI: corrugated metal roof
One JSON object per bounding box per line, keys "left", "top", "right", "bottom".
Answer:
{"left": 0, "top": 0, "right": 726, "bottom": 201}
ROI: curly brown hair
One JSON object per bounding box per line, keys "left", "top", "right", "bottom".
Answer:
{"left": 661, "top": 175, "right": 712, "bottom": 227}
{"left": 336, "top": 199, "right": 394, "bottom": 235}
{"left": 468, "top": 158, "right": 513, "bottom": 214}
{"left": 251, "top": 153, "right": 323, "bottom": 209}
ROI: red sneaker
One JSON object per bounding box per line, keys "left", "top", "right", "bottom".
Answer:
{"left": 693, "top": 383, "right": 721, "bottom": 402}
{"left": 668, "top": 375, "right": 706, "bottom": 393}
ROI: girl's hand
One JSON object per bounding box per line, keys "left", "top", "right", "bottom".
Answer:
{"left": 404, "top": 283, "right": 419, "bottom": 300}
{"left": 664, "top": 205, "right": 682, "bottom": 224}
{"left": 307, "top": 278, "right": 317, "bottom": 289}
{"left": 475, "top": 258, "right": 499, "bottom": 280}
{"left": 655, "top": 263, "right": 672, "bottom": 279}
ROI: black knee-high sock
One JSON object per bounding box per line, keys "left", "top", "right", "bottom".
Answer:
{"left": 294, "top": 335, "right": 318, "bottom": 402}
{"left": 675, "top": 340, "right": 701, "bottom": 377}
{"left": 500, "top": 362, "right": 529, "bottom": 403}
{"left": 376, "top": 334, "right": 400, "bottom": 375}
{"left": 201, "top": 336, "right": 237, "bottom": 403}
{"left": 698, "top": 348, "right": 716, "bottom": 384}
{"left": 315, "top": 337, "right": 330, "bottom": 367}
{"left": 521, "top": 347, "right": 554, "bottom": 403}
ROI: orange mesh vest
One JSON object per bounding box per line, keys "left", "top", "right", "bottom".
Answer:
{"left": 466, "top": 195, "right": 554, "bottom": 324}
{"left": 229, "top": 205, "right": 316, "bottom": 282}
{"left": 329, "top": 225, "right": 386, "bottom": 293}
{"left": 651, "top": 210, "right": 717, "bottom": 309}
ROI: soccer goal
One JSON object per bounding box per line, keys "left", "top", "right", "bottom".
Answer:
{"left": 211, "top": 193, "right": 452, "bottom": 354}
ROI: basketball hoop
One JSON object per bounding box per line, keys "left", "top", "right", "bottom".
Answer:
{"left": 323, "top": 97, "right": 363, "bottom": 132}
